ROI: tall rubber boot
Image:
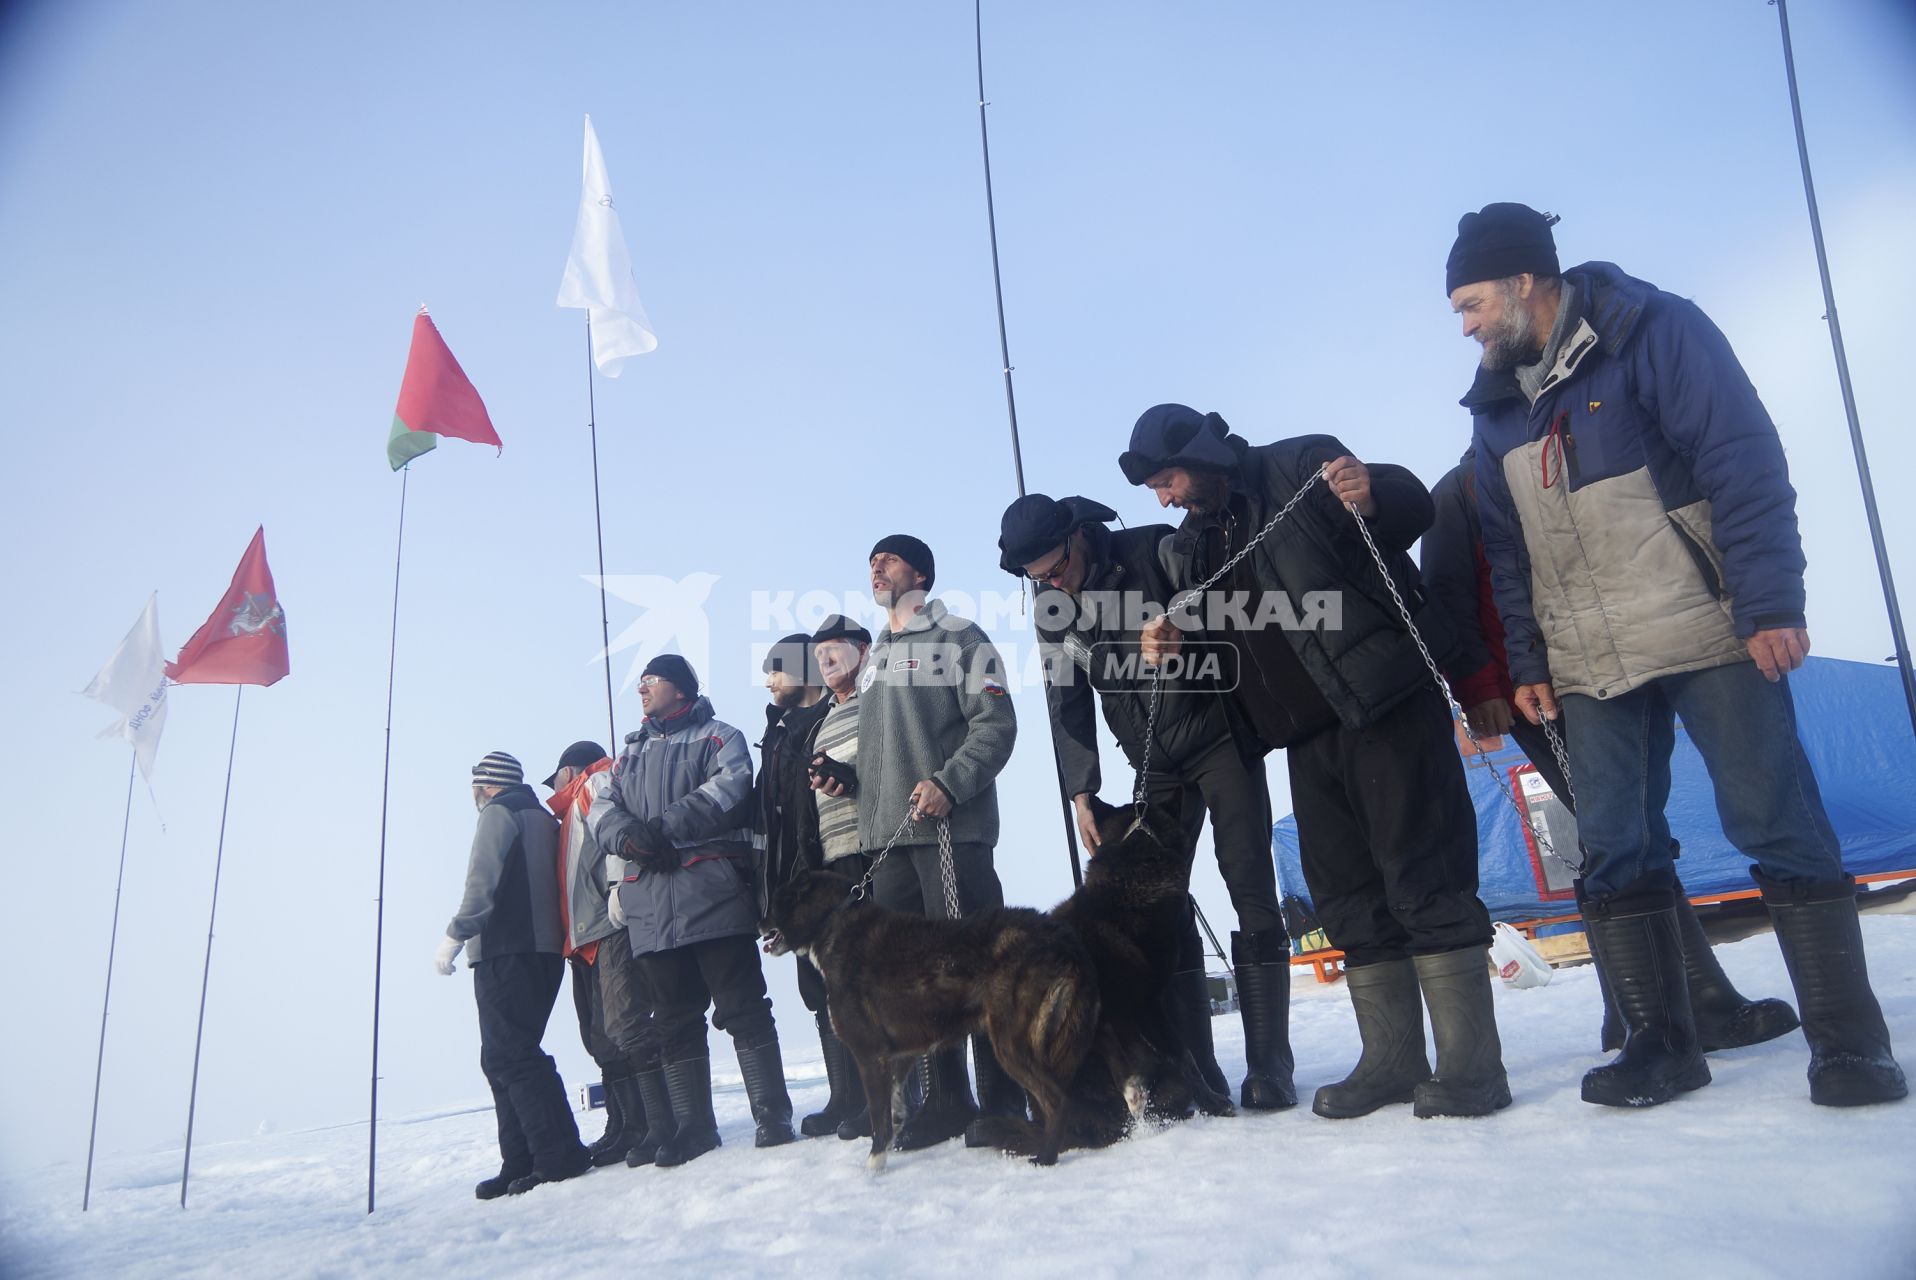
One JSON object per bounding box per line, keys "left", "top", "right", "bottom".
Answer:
{"left": 1312, "top": 958, "right": 1431, "bottom": 1119}
{"left": 1757, "top": 871, "right": 1908, "bottom": 1107}
{"left": 804, "top": 1012, "right": 865, "bottom": 1137}
{"left": 584, "top": 1074, "right": 626, "bottom": 1166}
{"left": 972, "top": 1034, "right": 1028, "bottom": 1121}
{"left": 624, "top": 1065, "right": 675, "bottom": 1167}
{"left": 1412, "top": 948, "right": 1512, "bottom": 1118}
{"left": 892, "top": 1047, "right": 977, "bottom": 1150}
{"left": 594, "top": 1074, "right": 645, "bottom": 1167}
{"left": 1580, "top": 887, "right": 1710, "bottom": 1109}
{"left": 1174, "top": 906, "right": 1230, "bottom": 1099}
{"left": 736, "top": 1036, "right": 797, "bottom": 1147}
{"left": 1231, "top": 929, "right": 1297, "bottom": 1110}
{"left": 651, "top": 1057, "right": 722, "bottom": 1168}
{"left": 1672, "top": 884, "right": 1799, "bottom": 1051}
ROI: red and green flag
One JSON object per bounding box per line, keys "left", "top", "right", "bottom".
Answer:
{"left": 387, "top": 309, "right": 501, "bottom": 470}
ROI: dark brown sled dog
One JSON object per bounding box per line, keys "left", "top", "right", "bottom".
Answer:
{"left": 968, "top": 795, "right": 1235, "bottom": 1159}
{"left": 760, "top": 870, "right": 1101, "bottom": 1169}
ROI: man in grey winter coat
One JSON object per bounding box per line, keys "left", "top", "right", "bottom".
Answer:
{"left": 590, "top": 655, "right": 796, "bottom": 1166}
{"left": 436, "top": 751, "right": 590, "bottom": 1199}
{"left": 857, "top": 534, "right": 1021, "bottom": 1148}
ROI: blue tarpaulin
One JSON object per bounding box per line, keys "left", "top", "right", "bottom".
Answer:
{"left": 1272, "top": 657, "right": 1916, "bottom": 923}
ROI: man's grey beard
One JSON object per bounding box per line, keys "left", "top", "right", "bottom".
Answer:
{"left": 1478, "top": 279, "right": 1540, "bottom": 370}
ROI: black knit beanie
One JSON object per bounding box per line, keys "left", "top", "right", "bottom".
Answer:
{"left": 1446, "top": 203, "right": 1561, "bottom": 294}
{"left": 641, "top": 653, "right": 699, "bottom": 699}
{"left": 869, "top": 534, "right": 935, "bottom": 591}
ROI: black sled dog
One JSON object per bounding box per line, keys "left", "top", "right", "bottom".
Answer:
{"left": 968, "top": 795, "right": 1235, "bottom": 1159}
{"left": 760, "top": 870, "right": 1101, "bottom": 1169}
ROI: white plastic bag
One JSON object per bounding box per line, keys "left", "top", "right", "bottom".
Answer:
{"left": 1489, "top": 922, "right": 1553, "bottom": 989}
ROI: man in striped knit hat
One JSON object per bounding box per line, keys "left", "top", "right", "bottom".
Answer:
{"left": 437, "top": 750, "right": 590, "bottom": 1198}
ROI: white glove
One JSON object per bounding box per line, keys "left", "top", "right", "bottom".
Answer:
{"left": 607, "top": 884, "right": 627, "bottom": 929}
{"left": 434, "top": 935, "right": 464, "bottom": 975}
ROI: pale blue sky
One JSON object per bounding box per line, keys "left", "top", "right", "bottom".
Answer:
{"left": 1, "top": 0, "right": 1911, "bottom": 1184}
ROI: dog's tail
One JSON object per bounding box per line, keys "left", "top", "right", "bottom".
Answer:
{"left": 1034, "top": 974, "right": 1100, "bottom": 1075}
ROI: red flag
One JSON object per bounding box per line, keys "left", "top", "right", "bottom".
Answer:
{"left": 166, "top": 527, "right": 291, "bottom": 686}
{"left": 387, "top": 310, "right": 501, "bottom": 470}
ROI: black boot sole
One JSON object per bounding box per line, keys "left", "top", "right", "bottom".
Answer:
{"left": 1413, "top": 1074, "right": 1513, "bottom": 1118}
{"left": 1809, "top": 1055, "right": 1909, "bottom": 1107}
{"left": 1312, "top": 1079, "right": 1423, "bottom": 1120}
{"left": 1581, "top": 1058, "right": 1710, "bottom": 1108}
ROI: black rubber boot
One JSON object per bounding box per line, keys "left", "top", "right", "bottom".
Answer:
{"left": 1312, "top": 957, "right": 1431, "bottom": 1119}
{"left": 583, "top": 1072, "right": 625, "bottom": 1166}
{"left": 1231, "top": 930, "right": 1298, "bottom": 1110}
{"left": 804, "top": 1012, "right": 866, "bottom": 1137}
{"left": 892, "top": 1047, "right": 977, "bottom": 1150}
{"left": 736, "top": 1037, "right": 797, "bottom": 1147}
{"left": 505, "top": 1162, "right": 591, "bottom": 1195}
{"left": 624, "top": 1065, "right": 675, "bottom": 1167}
{"left": 595, "top": 1074, "right": 646, "bottom": 1167}
{"left": 972, "top": 1035, "right": 1028, "bottom": 1122}
{"left": 1412, "top": 948, "right": 1512, "bottom": 1117}
{"left": 1580, "top": 886, "right": 1710, "bottom": 1109}
{"left": 474, "top": 1166, "right": 527, "bottom": 1201}
{"left": 1757, "top": 871, "right": 1908, "bottom": 1107}
{"left": 1673, "top": 884, "right": 1799, "bottom": 1052}
{"left": 1174, "top": 906, "right": 1230, "bottom": 1099}
{"left": 652, "top": 1056, "right": 722, "bottom": 1168}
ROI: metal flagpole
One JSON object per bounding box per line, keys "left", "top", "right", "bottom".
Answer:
{"left": 974, "top": 0, "right": 1086, "bottom": 889}
{"left": 1772, "top": 0, "right": 1916, "bottom": 738}
{"left": 367, "top": 464, "right": 410, "bottom": 1214}
{"left": 82, "top": 750, "right": 139, "bottom": 1210}
{"left": 180, "top": 684, "right": 243, "bottom": 1209}
{"left": 585, "top": 315, "right": 619, "bottom": 749}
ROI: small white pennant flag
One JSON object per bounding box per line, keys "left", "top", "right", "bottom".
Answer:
{"left": 557, "top": 114, "right": 658, "bottom": 376}
{"left": 82, "top": 593, "right": 170, "bottom": 781}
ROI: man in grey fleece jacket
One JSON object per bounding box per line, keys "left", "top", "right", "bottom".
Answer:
{"left": 857, "top": 534, "right": 1020, "bottom": 1148}
{"left": 435, "top": 751, "right": 589, "bottom": 1199}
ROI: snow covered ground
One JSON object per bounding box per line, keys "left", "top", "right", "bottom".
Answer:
{"left": 6, "top": 915, "right": 1913, "bottom": 1279}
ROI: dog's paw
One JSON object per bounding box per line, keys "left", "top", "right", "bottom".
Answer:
{"left": 1122, "top": 1076, "right": 1148, "bottom": 1120}
{"left": 866, "top": 1150, "right": 889, "bottom": 1175}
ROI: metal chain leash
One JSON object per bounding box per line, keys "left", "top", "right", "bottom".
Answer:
{"left": 1134, "top": 468, "right": 1329, "bottom": 809}
{"left": 848, "top": 809, "right": 962, "bottom": 912}
{"left": 1343, "top": 498, "right": 1583, "bottom": 873}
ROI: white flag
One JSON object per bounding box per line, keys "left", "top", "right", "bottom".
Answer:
{"left": 82, "top": 593, "right": 170, "bottom": 781}
{"left": 557, "top": 115, "right": 658, "bottom": 377}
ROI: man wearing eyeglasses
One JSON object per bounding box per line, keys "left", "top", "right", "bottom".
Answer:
{"left": 590, "top": 654, "right": 795, "bottom": 1166}
{"left": 997, "top": 493, "right": 1287, "bottom": 1113}
{"left": 856, "top": 533, "right": 1021, "bottom": 1149}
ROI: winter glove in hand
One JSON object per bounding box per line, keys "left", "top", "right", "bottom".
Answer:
{"left": 434, "top": 935, "right": 464, "bottom": 975}
{"left": 808, "top": 751, "right": 858, "bottom": 795}
{"left": 607, "top": 883, "right": 627, "bottom": 928}
{"left": 619, "top": 818, "right": 676, "bottom": 872}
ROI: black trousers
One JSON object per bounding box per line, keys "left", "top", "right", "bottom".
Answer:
{"left": 568, "top": 953, "right": 618, "bottom": 1071}
{"left": 795, "top": 853, "right": 871, "bottom": 1013}
{"left": 474, "top": 952, "right": 583, "bottom": 1176}
{"left": 1287, "top": 689, "right": 1492, "bottom": 968}
{"left": 871, "top": 840, "right": 1003, "bottom": 921}
{"left": 596, "top": 927, "right": 660, "bottom": 1074}
{"left": 1145, "top": 733, "right": 1288, "bottom": 937}
{"left": 637, "top": 933, "right": 777, "bottom": 1062}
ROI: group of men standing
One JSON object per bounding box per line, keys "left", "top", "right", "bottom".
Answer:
{"left": 436, "top": 199, "right": 1905, "bottom": 1198}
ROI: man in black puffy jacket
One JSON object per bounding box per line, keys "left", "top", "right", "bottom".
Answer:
{"left": 998, "top": 491, "right": 1289, "bottom": 1111}
{"left": 1123, "top": 403, "right": 1508, "bottom": 1122}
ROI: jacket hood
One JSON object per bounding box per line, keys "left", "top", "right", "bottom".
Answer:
{"left": 545, "top": 755, "right": 611, "bottom": 817}
{"left": 1119, "top": 403, "right": 1246, "bottom": 485}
